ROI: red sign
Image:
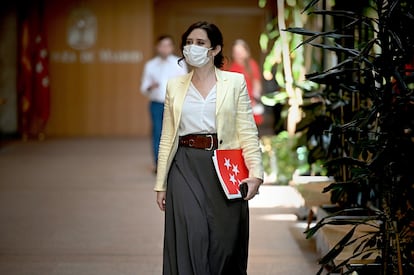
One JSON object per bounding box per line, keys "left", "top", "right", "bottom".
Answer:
{"left": 212, "top": 149, "right": 249, "bottom": 199}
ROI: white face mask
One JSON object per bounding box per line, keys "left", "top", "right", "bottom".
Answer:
{"left": 183, "top": 45, "right": 212, "bottom": 67}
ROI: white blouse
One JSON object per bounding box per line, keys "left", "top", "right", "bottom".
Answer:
{"left": 178, "top": 82, "right": 217, "bottom": 136}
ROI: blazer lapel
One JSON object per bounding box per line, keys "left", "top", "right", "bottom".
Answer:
{"left": 172, "top": 71, "right": 193, "bottom": 129}
{"left": 171, "top": 69, "right": 228, "bottom": 129}
{"left": 215, "top": 68, "right": 230, "bottom": 114}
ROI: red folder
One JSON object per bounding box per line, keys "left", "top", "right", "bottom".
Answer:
{"left": 212, "top": 149, "right": 249, "bottom": 199}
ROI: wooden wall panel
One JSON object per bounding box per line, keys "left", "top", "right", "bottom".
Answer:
{"left": 0, "top": 4, "right": 18, "bottom": 135}
{"left": 43, "top": 0, "right": 265, "bottom": 137}
{"left": 44, "top": 0, "right": 153, "bottom": 137}
{"left": 154, "top": 0, "right": 266, "bottom": 66}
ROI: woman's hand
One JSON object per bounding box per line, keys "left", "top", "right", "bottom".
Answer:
{"left": 242, "top": 177, "right": 263, "bottom": 201}
{"left": 156, "top": 191, "right": 166, "bottom": 211}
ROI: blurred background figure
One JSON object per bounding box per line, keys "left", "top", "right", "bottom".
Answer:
{"left": 227, "top": 39, "right": 264, "bottom": 126}
{"left": 140, "top": 35, "right": 188, "bottom": 174}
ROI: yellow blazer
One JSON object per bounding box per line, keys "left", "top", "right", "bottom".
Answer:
{"left": 154, "top": 68, "right": 264, "bottom": 191}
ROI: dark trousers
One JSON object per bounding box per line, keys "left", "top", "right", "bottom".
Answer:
{"left": 164, "top": 146, "right": 249, "bottom": 275}
{"left": 150, "top": 101, "right": 164, "bottom": 166}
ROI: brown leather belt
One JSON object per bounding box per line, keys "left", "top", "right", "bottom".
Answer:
{"left": 179, "top": 134, "right": 218, "bottom": 151}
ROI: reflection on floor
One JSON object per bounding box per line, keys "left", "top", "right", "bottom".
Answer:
{"left": 0, "top": 138, "right": 320, "bottom": 275}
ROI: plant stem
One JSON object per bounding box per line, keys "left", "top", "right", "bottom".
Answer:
{"left": 277, "top": 0, "right": 302, "bottom": 136}
{"left": 394, "top": 220, "right": 404, "bottom": 274}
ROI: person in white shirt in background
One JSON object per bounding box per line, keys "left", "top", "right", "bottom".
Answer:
{"left": 141, "top": 35, "right": 188, "bottom": 174}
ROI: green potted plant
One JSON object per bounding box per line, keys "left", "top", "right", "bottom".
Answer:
{"left": 259, "top": 0, "right": 328, "bottom": 187}
{"left": 283, "top": 0, "right": 414, "bottom": 273}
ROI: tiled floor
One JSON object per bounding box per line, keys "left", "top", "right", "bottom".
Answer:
{"left": 0, "top": 138, "right": 320, "bottom": 274}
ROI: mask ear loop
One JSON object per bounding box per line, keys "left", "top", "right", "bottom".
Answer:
{"left": 208, "top": 47, "right": 215, "bottom": 57}
{"left": 210, "top": 45, "right": 222, "bottom": 57}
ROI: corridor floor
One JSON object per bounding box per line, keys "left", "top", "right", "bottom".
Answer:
{"left": 0, "top": 138, "right": 320, "bottom": 275}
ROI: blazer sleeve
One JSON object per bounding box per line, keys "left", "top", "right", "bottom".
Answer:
{"left": 154, "top": 80, "right": 174, "bottom": 191}
{"left": 235, "top": 76, "right": 264, "bottom": 180}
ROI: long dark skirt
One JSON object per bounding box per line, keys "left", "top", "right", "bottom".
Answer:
{"left": 163, "top": 146, "right": 249, "bottom": 275}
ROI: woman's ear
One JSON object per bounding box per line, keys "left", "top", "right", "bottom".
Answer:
{"left": 211, "top": 45, "right": 222, "bottom": 57}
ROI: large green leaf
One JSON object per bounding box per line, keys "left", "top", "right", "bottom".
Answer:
{"left": 304, "top": 58, "right": 355, "bottom": 83}
{"left": 322, "top": 182, "right": 346, "bottom": 193}
{"left": 306, "top": 68, "right": 358, "bottom": 83}
{"left": 305, "top": 207, "right": 379, "bottom": 239}
{"left": 259, "top": 33, "right": 269, "bottom": 52}
{"left": 388, "top": 29, "right": 405, "bottom": 52}
{"left": 353, "top": 232, "right": 380, "bottom": 254}
{"left": 308, "top": 42, "right": 359, "bottom": 56}
{"left": 324, "top": 157, "right": 368, "bottom": 168}
{"left": 284, "top": 27, "right": 352, "bottom": 39}
{"left": 261, "top": 92, "right": 288, "bottom": 106}
{"left": 318, "top": 226, "right": 357, "bottom": 264}
{"left": 311, "top": 10, "right": 363, "bottom": 18}
{"left": 284, "top": 27, "right": 321, "bottom": 36}
{"left": 302, "top": 0, "right": 320, "bottom": 13}
{"left": 333, "top": 249, "right": 378, "bottom": 273}
{"left": 285, "top": 27, "right": 352, "bottom": 51}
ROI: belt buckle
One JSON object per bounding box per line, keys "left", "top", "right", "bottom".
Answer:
{"left": 205, "top": 134, "right": 214, "bottom": 151}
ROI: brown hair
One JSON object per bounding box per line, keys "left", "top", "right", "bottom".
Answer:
{"left": 180, "top": 21, "right": 224, "bottom": 68}
{"left": 232, "top": 39, "right": 253, "bottom": 78}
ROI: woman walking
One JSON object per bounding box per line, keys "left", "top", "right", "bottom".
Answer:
{"left": 227, "top": 39, "right": 264, "bottom": 125}
{"left": 154, "top": 21, "right": 264, "bottom": 275}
